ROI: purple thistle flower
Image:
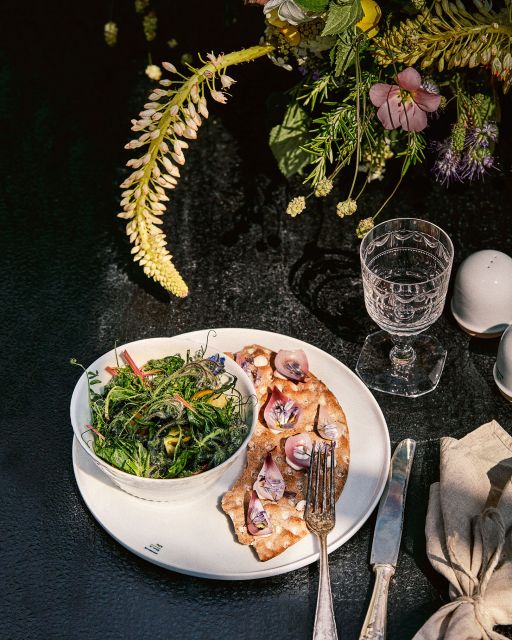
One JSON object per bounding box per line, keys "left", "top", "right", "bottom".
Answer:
{"left": 433, "top": 120, "right": 498, "bottom": 185}
{"left": 466, "top": 122, "right": 498, "bottom": 148}
{"left": 481, "top": 122, "right": 498, "bottom": 142}
{"left": 461, "top": 121, "right": 498, "bottom": 180}
{"left": 432, "top": 140, "right": 463, "bottom": 185}
{"left": 421, "top": 78, "right": 440, "bottom": 95}
{"left": 460, "top": 149, "right": 495, "bottom": 180}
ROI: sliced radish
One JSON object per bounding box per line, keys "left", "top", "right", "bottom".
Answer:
{"left": 247, "top": 490, "right": 272, "bottom": 536}
{"left": 285, "top": 433, "right": 312, "bottom": 469}
{"left": 263, "top": 387, "right": 301, "bottom": 431}
{"left": 317, "top": 404, "right": 344, "bottom": 440}
{"left": 274, "top": 349, "right": 309, "bottom": 381}
{"left": 235, "top": 352, "right": 261, "bottom": 385}
{"left": 253, "top": 452, "right": 285, "bottom": 502}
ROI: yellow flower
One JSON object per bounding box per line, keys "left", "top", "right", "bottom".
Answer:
{"left": 266, "top": 9, "right": 301, "bottom": 45}
{"left": 266, "top": 9, "right": 288, "bottom": 29}
{"left": 357, "top": 0, "right": 381, "bottom": 39}
{"left": 281, "top": 25, "right": 301, "bottom": 46}
{"left": 104, "top": 22, "right": 118, "bottom": 47}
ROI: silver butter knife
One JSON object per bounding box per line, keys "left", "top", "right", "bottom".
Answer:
{"left": 359, "top": 438, "right": 416, "bottom": 640}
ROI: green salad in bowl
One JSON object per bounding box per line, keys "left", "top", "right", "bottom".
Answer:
{"left": 70, "top": 337, "right": 257, "bottom": 501}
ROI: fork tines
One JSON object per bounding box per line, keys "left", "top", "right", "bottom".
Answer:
{"left": 306, "top": 442, "right": 336, "bottom": 518}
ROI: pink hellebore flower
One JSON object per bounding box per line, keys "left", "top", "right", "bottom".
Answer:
{"left": 369, "top": 67, "right": 441, "bottom": 132}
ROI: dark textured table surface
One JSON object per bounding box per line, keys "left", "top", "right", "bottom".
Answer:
{"left": 2, "top": 3, "right": 511, "bottom": 639}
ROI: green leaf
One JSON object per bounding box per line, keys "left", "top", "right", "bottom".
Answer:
{"left": 332, "top": 31, "right": 356, "bottom": 75}
{"left": 294, "top": 0, "right": 330, "bottom": 11}
{"left": 96, "top": 440, "right": 151, "bottom": 477}
{"left": 269, "top": 102, "right": 311, "bottom": 178}
{"left": 321, "top": 0, "right": 363, "bottom": 36}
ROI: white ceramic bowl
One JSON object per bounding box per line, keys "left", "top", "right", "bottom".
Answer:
{"left": 70, "top": 336, "right": 257, "bottom": 502}
{"left": 494, "top": 324, "right": 512, "bottom": 401}
{"left": 451, "top": 250, "right": 512, "bottom": 337}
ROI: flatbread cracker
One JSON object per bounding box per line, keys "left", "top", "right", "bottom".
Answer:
{"left": 222, "top": 344, "right": 349, "bottom": 561}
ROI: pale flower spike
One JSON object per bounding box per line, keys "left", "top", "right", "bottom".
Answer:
{"left": 162, "top": 61, "right": 177, "bottom": 73}
{"left": 118, "top": 44, "right": 273, "bottom": 296}
{"left": 220, "top": 74, "right": 236, "bottom": 89}
{"left": 206, "top": 51, "right": 225, "bottom": 68}
{"left": 145, "top": 64, "right": 162, "bottom": 81}
{"left": 211, "top": 90, "right": 228, "bottom": 104}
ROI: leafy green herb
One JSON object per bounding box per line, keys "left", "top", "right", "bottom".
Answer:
{"left": 331, "top": 30, "right": 358, "bottom": 76}
{"left": 295, "top": 0, "right": 330, "bottom": 12}
{"left": 322, "top": 0, "right": 363, "bottom": 37}
{"left": 300, "top": 71, "right": 378, "bottom": 184}
{"left": 72, "top": 348, "right": 250, "bottom": 479}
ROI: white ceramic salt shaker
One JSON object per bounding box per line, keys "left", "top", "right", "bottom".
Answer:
{"left": 494, "top": 324, "right": 512, "bottom": 401}
{"left": 451, "top": 250, "right": 512, "bottom": 337}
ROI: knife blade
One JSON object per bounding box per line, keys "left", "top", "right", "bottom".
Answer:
{"left": 359, "top": 438, "right": 416, "bottom": 640}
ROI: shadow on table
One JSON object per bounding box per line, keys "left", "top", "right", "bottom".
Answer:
{"left": 289, "top": 243, "right": 372, "bottom": 344}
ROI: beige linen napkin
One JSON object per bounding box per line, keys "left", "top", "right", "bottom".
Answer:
{"left": 413, "top": 420, "right": 512, "bottom": 640}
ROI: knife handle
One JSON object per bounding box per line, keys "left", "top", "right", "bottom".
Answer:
{"left": 359, "top": 563, "right": 395, "bottom": 640}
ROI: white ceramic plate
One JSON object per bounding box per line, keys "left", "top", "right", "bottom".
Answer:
{"left": 72, "top": 328, "right": 390, "bottom": 580}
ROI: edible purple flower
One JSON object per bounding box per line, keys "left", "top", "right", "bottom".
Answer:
{"left": 432, "top": 140, "right": 463, "bottom": 185}
{"left": 208, "top": 353, "right": 226, "bottom": 375}
{"left": 253, "top": 452, "right": 285, "bottom": 501}
{"left": 235, "top": 352, "right": 261, "bottom": 385}
{"left": 274, "top": 349, "right": 309, "bottom": 381}
{"left": 247, "top": 490, "right": 273, "bottom": 537}
{"left": 433, "top": 120, "right": 498, "bottom": 185}
{"left": 264, "top": 387, "right": 302, "bottom": 431}
{"left": 460, "top": 148, "right": 495, "bottom": 180}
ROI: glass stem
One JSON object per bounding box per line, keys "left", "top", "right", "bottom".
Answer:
{"left": 389, "top": 335, "right": 416, "bottom": 368}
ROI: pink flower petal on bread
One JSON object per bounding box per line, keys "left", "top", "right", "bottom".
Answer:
{"left": 285, "top": 433, "right": 312, "bottom": 469}
{"left": 247, "top": 490, "right": 272, "bottom": 536}
{"left": 264, "top": 387, "right": 302, "bottom": 430}
{"left": 253, "top": 452, "right": 285, "bottom": 501}
{"left": 274, "top": 349, "right": 308, "bottom": 381}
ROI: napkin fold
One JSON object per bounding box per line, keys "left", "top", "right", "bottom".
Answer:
{"left": 414, "top": 420, "right": 512, "bottom": 640}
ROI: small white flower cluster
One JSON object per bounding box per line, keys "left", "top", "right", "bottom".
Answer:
{"left": 264, "top": 17, "right": 333, "bottom": 73}
{"left": 336, "top": 198, "right": 357, "bottom": 218}
{"left": 286, "top": 196, "right": 306, "bottom": 217}
{"left": 356, "top": 217, "right": 375, "bottom": 239}
{"left": 359, "top": 137, "right": 394, "bottom": 182}
{"left": 145, "top": 64, "right": 162, "bottom": 81}
{"left": 314, "top": 178, "right": 333, "bottom": 197}
{"left": 104, "top": 21, "right": 118, "bottom": 47}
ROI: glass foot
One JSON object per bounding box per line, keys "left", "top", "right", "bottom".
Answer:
{"left": 355, "top": 331, "right": 447, "bottom": 398}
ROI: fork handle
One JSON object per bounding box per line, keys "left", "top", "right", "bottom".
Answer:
{"left": 313, "top": 533, "right": 338, "bottom": 640}
{"left": 359, "top": 563, "right": 395, "bottom": 640}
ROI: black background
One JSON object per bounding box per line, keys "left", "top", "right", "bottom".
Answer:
{"left": 2, "top": 2, "right": 511, "bottom": 638}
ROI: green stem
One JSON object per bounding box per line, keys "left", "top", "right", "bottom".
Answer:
{"left": 347, "top": 39, "right": 362, "bottom": 201}
{"left": 372, "top": 152, "right": 409, "bottom": 221}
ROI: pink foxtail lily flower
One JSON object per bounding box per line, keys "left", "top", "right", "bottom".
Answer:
{"left": 369, "top": 68, "right": 441, "bottom": 132}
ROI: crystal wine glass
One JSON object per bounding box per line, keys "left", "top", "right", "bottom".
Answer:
{"left": 356, "top": 218, "right": 454, "bottom": 397}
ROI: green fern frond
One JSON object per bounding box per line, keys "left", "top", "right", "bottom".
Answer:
{"left": 373, "top": 0, "right": 512, "bottom": 92}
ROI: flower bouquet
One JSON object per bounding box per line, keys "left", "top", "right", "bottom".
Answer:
{"left": 117, "top": 0, "right": 512, "bottom": 296}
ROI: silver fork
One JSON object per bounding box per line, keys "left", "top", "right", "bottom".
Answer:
{"left": 305, "top": 442, "right": 338, "bottom": 640}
